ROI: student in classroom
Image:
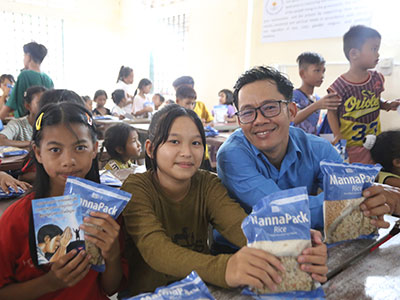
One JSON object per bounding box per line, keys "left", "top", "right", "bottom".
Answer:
{"left": 213, "top": 89, "right": 236, "bottom": 123}
{"left": 292, "top": 52, "right": 341, "bottom": 135}
{"left": 132, "top": 78, "right": 154, "bottom": 118}
{"left": 0, "top": 74, "right": 15, "bottom": 111}
{"left": 364, "top": 131, "right": 400, "bottom": 188}
{"left": 172, "top": 76, "right": 213, "bottom": 125}
{"left": 81, "top": 95, "right": 92, "bottom": 112}
{"left": 327, "top": 25, "right": 400, "bottom": 164}
{"left": 175, "top": 85, "right": 213, "bottom": 171}
{"left": 152, "top": 93, "right": 165, "bottom": 110}
{"left": 101, "top": 123, "right": 142, "bottom": 181}
{"left": 0, "top": 86, "right": 46, "bottom": 149}
{"left": 92, "top": 90, "right": 111, "bottom": 116}
{"left": 0, "top": 102, "right": 127, "bottom": 299}
{"left": 111, "top": 89, "right": 128, "bottom": 120}
{"left": 0, "top": 42, "right": 54, "bottom": 120}
{"left": 119, "top": 104, "right": 328, "bottom": 297}
{"left": 116, "top": 66, "right": 135, "bottom": 114}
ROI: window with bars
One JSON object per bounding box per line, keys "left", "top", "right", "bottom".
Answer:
{"left": 0, "top": 10, "right": 64, "bottom": 86}
{"left": 150, "top": 9, "right": 189, "bottom": 98}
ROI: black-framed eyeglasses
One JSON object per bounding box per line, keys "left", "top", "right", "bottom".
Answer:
{"left": 235, "top": 100, "right": 290, "bottom": 124}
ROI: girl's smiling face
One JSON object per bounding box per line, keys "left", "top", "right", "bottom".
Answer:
{"left": 33, "top": 123, "right": 98, "bottom": 196}
{"left": 150, "top": 116, "right": 204, "bottom": 188}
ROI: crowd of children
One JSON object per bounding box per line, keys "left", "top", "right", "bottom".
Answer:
{"left": 0, "top": 23, "right": 399, "bottom": 300}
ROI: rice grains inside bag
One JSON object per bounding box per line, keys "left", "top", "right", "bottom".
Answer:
{"left": 242, "top": 187, "right": 318, "bottom": 295}
{"left": 123, "top": 271, "right": 215, "bottom": 300}
{"left": 320, "top": 160, "right": 381, "bottom": 244}
{"left": 64, "top": 176, "right": 131, "bottom": 272}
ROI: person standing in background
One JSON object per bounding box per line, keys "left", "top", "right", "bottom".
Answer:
{"left": 0, "top": 42, "right": 54, "bottom": 120}
{"left": 116, "top": 66, "right": 135, "bottom": 115}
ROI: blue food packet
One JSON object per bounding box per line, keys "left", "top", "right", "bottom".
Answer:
{"left": 32, "top": 195, "right": 84, "bottom": 265}
{"left": 0, "top": 186, "right": 25, "bottom": 198}
{"left": 64, "top": 176, "right": 131, "bottom": 272}
{"left": 241, "top": 187, "right": 324, "bottom": 298}
{"left": 320, "top": 160, "right": 381, "bottom": 245}
{"left": 123, "top": 271, "right": 215, "bottom": 300}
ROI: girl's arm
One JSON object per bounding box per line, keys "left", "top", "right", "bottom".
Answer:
{"left": 0, "top": 250, "right": 91, "bottom": 300}
{"left": 384, "top": 177, "right": 400, "bottom": 188}
{"left": 80, "top": 211, "right": 123, "bottom": 295}
{"left": 0, "top": 135, "right": 31, "bottom": 149}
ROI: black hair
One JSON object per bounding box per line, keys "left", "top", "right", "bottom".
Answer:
{"left": 111, "top": 89, "right": 126, "bottom": 105}
{"left": 154, "top": 93, "right": 165, "bottom": 103}
{"left": 102, "top": 123, "right": 138, "bottom": 162}
{"left": 133, "top": 78, "right": 152, "bottom": 97}
{"left": 218, "top": 89, "right": 234, "bottom": 105}
{"left": 0, "top": 74, "right": 15, "bottom": 84}
{"left": 145, "top": 104, "right": 206, "bottom": 171}
{"left": 32, "top": 102, "right": 99, "bottom": 199}
{"left": 176, "top": 85, "right": 197, "bottom": 100}
{"left": 23, "top": 42, "right": 48, "bottom": 64}
{"left": 39, "top": 89, "right": 85, "bottom": 109}
{"left": 94, "top": 89, "right": 108, "bottom": 101}
{"left": 172, "top": 76, "right": 195, "bottom": 89}
{"left": 296, "top": 52, "right": 326, "bottom": 69}
{"left": 370, "top": 130, "right": 400, "bottom": 172}
{"left": 24, "top": 86, "right": 47, "bottom": 104}
{"left": 117, "top": 66, "right": 133, "bottom": 83}
{"left": 233, "top": 66, "right": 294, "bottom": 110}
{"left": 37, "top": 224, "right": 63, "bottom": 243}
{"left": 343, "top": 25, "right": 381, "bottom": 61}
{"left": 82, "top": 95, "right": 91, "bottom": 102}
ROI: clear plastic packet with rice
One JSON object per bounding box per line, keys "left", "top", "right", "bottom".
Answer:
{"left": 320, "top": 160, "right": 381, "bottom": 245}
{"left": 123, "top": 271, "right": 215, "bottom": 300}
{"left": 64, "top": 176, "right": 131, "bottom": 272}
{"left": 241, "top": 187, "right": 325, "bottom": 299}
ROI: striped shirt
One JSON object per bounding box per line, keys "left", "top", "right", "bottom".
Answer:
{"left": 328, "top": 71, "right": 384, "bottom": 147}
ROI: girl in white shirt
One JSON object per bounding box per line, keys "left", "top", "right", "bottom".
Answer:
{"left": 111, "top": 89, "right": 127, "bottom": 120}
{"left": 116, "top": 66, "right": 134, "bottom": 114}
{"left": 133, "top": 78, "right": 153, "bottom": 118}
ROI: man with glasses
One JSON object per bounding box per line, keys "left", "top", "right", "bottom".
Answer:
{"left": 214, "top": 67, "right": 393, "bottom": 254}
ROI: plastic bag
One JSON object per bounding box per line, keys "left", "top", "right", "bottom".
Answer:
{"left": 320, "top": 160, "right": 381, "bottom": 244}
{"left": 123, "top": 271, "right": 215, "bottom": 300}
{"left": 241, "top": 187, "right": 324, "bottom": 298}
{"left": 64, "top": 176, "right": 131, "bottom": 271}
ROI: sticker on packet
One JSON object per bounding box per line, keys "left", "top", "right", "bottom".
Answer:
{"left": 64, "top": 176, "right": 131, "bottom": 272}
{"left": 241, "top": 187, "right": 325, "bottom": 299}
{"left": 123, "top": 271, "right": 215, "bottom": 300}
{"left": 320, "top": 160, "right": 381, "bottom": 245}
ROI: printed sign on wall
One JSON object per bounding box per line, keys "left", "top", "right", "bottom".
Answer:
{"left": 262, "top": 0, "right": 373, "bottom": 43}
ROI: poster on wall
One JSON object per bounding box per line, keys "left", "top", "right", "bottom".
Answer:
{"left": 262, "top": 0, "right": 373, "bottom": 43}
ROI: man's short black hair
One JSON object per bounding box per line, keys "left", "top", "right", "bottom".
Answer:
{"left": 23, "top": 42, "right": 48, "bottom": 64}
{"left": 233, "top": 66, "right": 293, "bottom": 110}
{"left": 172, "top": 76, "right": 195, "bottom": 89}
{"left": 343, "top": 25, "right": 381, "bottom": 61}
{"left": 176, "top": 85, "right": 197, "bottom": 100}
{"left": 296, "top": 52, "right": 325, "bottom": 69}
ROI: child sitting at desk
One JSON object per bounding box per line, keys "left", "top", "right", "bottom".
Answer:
{"left": 0, "top": 86, "right": 46, "bottom": 149}
{"left": 213, "top": 89, "right": 236, "bottom": 123}
{"left": 0, "top": 74, "right": 15, "bottom": 112}
{"left": 102, "top": 123, "right": 142, "bottom": 181}
{"left": 111, "top": 89, "right": 128, "bottom": 120}
{"left": 92, "top": 90, "right": 111, "bottom": 116}
{"left": 120, "top": 104, "right": 328, "bottom": 296}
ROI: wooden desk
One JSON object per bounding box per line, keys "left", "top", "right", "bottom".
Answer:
{"left": 213, "top": 122, "right": 239, "bottom": 132}
{"left": 206, "top": 132, "right": 231, "bottom": 168}
{"left": 0, "top": 154, "right": 28, "bottom": 172}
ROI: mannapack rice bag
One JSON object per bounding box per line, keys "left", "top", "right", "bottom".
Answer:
{"left": 241, "top": 187, "right": 324, "bottom": 299}
{"left": 123, "top": 271, "right": 215, "bottom": 300}
{"left": 64, "top": 176, "right": 131, "bottom": 272}
{"left": 320, "top": 160, "right": 381, "bottom": 244}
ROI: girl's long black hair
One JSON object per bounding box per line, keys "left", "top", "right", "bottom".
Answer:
{"left": 31, "top": 102, "right": 100, "bottom": 199}
{"left": 145, "top": 104, "right": 206, "bottom": 171}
